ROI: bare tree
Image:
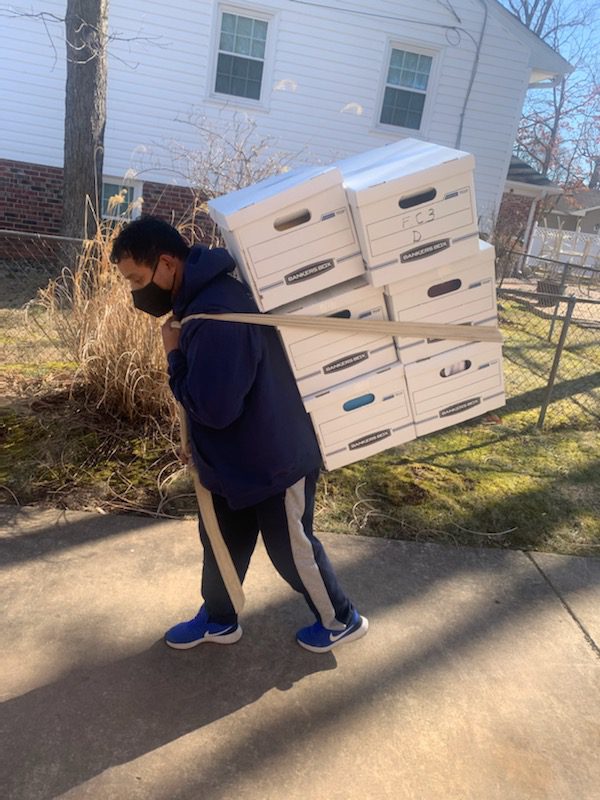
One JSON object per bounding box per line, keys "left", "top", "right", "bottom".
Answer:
{"left": 167, "top": 113, "right": 302, "bottom": 199}
{"left": 62, "top": 0, "right": 109, "bottom": 238}
{"left": 501, "top": 0, "right": 600, "bottom": 187}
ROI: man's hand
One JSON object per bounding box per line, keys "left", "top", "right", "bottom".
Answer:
{"left": 161, "top": 315, "right": 180, "bottom": 356}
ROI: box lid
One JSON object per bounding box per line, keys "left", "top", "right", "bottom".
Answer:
{"left": 340, "top": 140, "right": 475, "bottom": 204}
{"left": 208, "top": 165, "right": 343, "bottom": 230}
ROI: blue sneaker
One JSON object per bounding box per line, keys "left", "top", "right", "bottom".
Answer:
{"left": 296, "top": 608, "right": 368, "bottom": 653}
{"left": 164, "top": 605, "right": 242, "bottom": 650}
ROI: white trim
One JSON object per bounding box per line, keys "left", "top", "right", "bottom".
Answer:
{"left": 284, "top": 476, "right": 344, "bottom": 631}
{"left": 373, "top": 39, "right": 442, "bottom": 137}
{"left": 101, "top": 176, "right": 143, "bottom": 221}
{"left": 207, "top": 2, "right": 278, "bottom": 112}
{"left": 504, "top": 180, "right": 562, "bottom": 199}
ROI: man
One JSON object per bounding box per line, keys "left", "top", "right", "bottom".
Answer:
{"left": 111, "top": 215, "right": 368, "bottom": 653}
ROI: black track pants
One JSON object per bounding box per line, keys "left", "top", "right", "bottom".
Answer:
{"left": 198, "top": 468, "right": 353, "bottom": 629}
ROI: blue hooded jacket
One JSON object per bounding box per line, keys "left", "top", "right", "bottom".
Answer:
{"left": 168, "top": 245, "right": 322, "bottom": 509}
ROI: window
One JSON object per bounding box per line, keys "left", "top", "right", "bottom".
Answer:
{"left": 380, "top": 48, "right": 433, "bottom": 130}
{"left": 215, "top": 12, "right": 268, "bottom": 101}
{"left": 101, "top": 180, "right": 141, "bottom": 220}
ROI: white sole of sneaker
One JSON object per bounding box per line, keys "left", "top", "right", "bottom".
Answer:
{"left": 296, "top": 616, "right": 369, "bottom": 654}
{"left": 165, "top": 625, "right": 243, "bottom": 650}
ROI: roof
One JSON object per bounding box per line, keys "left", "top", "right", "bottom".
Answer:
{"left": 550, "top": 190, "right": 600, "bottom": 216}
{"left": 505, "top": 156, "right": 562, "bottom": 198}
{"left": 489, "top": 0, "right": 574, "bottom": 84}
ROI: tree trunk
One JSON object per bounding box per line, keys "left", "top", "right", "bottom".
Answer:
{"left": 62, "top": 0, "right": 109, "bottom": 239}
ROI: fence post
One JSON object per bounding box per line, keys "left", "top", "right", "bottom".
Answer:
{"left": 538, "top": 296, "right": 576, "bottom": 429}
{"left": 548, "top": 260, "right": 570, "bottom": 342}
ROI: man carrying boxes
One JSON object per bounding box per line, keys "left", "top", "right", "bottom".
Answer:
{"left": 111, "top": 216, "right": 368, "bottom": 653}
{"left": 111, "top": 136, "right": 504, "bottom": 658}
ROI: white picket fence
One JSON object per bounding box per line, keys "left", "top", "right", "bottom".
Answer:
{"left": 527, "top": 225, "right": 600, "bottom": 279}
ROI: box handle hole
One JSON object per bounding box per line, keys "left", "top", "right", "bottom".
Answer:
{"left": 399, "top": 188, "right": 437, "bottom": 209}
{"left": 343, "top": 393, "right": 375, "bottom": 412}
{"left": 428, "top": 278, "right": 462, "bottom": 298}
{"left": 440, "top": 360, "right": 471, "bottom": 378}
{"left": 274, "top": 209, "right": 311, "bottom": 231}
{"left": 329, "top": 309, "right": 351, "bottom": 319}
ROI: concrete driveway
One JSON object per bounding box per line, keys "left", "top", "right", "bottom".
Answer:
{"left": 1, "top": 506, "right": 599, "bottom": 800}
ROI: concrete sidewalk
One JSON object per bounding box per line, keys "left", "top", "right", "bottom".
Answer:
{"left": 1, "top": 505, "right": 599, "bottom": 800}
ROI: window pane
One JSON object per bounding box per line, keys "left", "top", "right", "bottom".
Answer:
{"left": 380, "top": 87, "right": 424, "bottom": 129}
{"left": 247, "top": 59, "right": 263, "bottom": 80}
{"left": 246, "top": 79, "right": 262, "bottom": 100}
{"left": 232, "top": 57, "right": 248, "bottom": 78}
{"left": 400, "top": 69, "right": 417, "bottom": 88}
{"left": 221, "top": 12, "right": 236, "bottom": 33}
{"left": 250, "top": 37, "right": 266, "bottom": 58}
{"left": 217, "top": 52, "right": 233, "bottom": 75}
{"left": 418, "top": 54, "right": 433, "bottom": 73}
{"left": 235, "top": 34, "right": 251, "bottom": 55}
{"left": 253, "top": 19, "right": 267, "bottom": 40}
{"left": 217, "top": 14, "right": 267, "bottom": 99}
{"left": 102, "top": 183, "right": 133, "bottom": 216}
{"left": 390, "top": 49, "right": 405, "bottom": 68}
{"left": 388, "top": 49, "right": 432, "bottom": 90}
{"left": 414, "top": 72, "right": 429, "bottom": 90}
{"left": 236, "top": 15, "right": 253, "bottom": 36}
{"left": 215, "top": 72, "right": 230, "bottom": 93}
{"left": 231, "top": 77, "right": 247, "bottom": 96}
{"left": 219, "top": 31, "right": 234, "bottom": 51}
{"left": 405, "top": 112, "right": 422, "bottom": 129}
{"left": 387, "top": 66, "right": 402, "bottom": 86}
{"left": 404, "top": 51, "right": 419, "bottom": 70}
{"left": 215, "top": 53, "right": 263, "bottom": 99}
{"left": 408, "top": 92, "right": 425, "bottom": 113}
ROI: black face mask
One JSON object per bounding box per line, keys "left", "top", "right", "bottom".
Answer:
{"left": 131, "top": 260, "right": 175, "bottom": 317}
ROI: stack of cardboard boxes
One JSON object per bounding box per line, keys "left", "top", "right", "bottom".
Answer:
{"left": 208, "top": 139, "right": 505, "bottom": 470}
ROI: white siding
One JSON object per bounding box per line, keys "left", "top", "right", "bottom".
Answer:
{"left": 1, "top": 0, "right": 541, "bottom": 221}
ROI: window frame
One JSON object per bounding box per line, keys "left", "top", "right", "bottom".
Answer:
{"left": 101, "top": 177, "right": 143, "bottom": 221}
{"left": 374, "top": 40, "right": 440, "bottom": 136}
{"left": 207, "top": 2, "right": 277, "bottom": 110}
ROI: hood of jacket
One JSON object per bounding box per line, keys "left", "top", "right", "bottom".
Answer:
{"left": 173, "top": 244, "right": 236, "bottom": 318}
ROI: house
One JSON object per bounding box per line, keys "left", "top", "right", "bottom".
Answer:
{"left": 0, "top": 0, "right": 572, "bottom": 237}
{"left": 541, "top": 189, "right": 600, "bottom": 234}
{"left": 496, "top": 155, "right": 562, "bottom": 250}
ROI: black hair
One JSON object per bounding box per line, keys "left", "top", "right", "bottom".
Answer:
{"left": 110, "top": 215, "right": 190, "bottom": 265}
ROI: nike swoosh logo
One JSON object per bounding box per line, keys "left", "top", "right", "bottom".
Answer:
{"left": 329, "top": 628, "right": 351, "bottom": 642}
{"left": 209, "top": 626, "right": 236, "bottom": 637}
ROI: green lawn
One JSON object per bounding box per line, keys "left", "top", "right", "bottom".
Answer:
{"left": 1, "top": 296, "right": 599, "bottom": 556}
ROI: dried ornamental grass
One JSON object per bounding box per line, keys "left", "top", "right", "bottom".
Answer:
{"left": 35, "top": 224, "right": 175, "bottom": 424}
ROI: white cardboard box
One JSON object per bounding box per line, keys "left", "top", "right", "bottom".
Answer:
{"left": 385, "top": 240, "right": 498, "bottom": 364}
{"left": 275, "top": 276, "right": 398, "bottom": 397}
{"left": 305, "top": 364, "right": 416, "bottom": 470}
{"left": 207, "top": 166, "right": 365, "bottom": 311}
{"left": 338, "top": 138, "right": 479, "bottom": 286}
{"left": 404, "top": 342, "right": 505, "bottom": 437}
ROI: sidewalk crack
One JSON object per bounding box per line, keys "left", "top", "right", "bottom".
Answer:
{"left": 524, "top": 551, "right": 600, "bottom": 660}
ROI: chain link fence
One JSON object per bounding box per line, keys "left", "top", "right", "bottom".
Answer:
{"left": 498, "top": 287, "right": 600, "bottom": 428}
{"left": 1, "top": 230, "right": 83, "bottom": 370}
{"left": 497, "top": 250, "right": 600, "bottom": 302}
{"left": 1, "top": 229, "right": 599, "bottom": 430}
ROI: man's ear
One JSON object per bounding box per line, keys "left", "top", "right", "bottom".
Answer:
{"left": 162, "top": 254, "right": 179, "bottom": 274}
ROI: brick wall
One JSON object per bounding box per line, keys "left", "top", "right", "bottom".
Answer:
{"left": 142, "top": 180, "right": 195, "bottom": 224}
{"left": 0, "top": 159, "right": 64, "bottom": 234}
{"left": 496, "top": 192, "right": 535, "bottom": 241}
{"left": 0, "top": 158, "right": 200, "bottom": 237}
